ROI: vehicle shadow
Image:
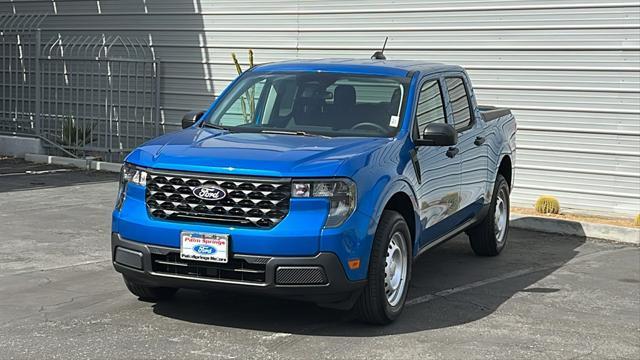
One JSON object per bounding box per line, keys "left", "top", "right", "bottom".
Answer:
{"left": 0, "top": 158, "right": 118, "bottom": 193}
{"left": 152, "top": 227, "right": 586, "bottom": 336}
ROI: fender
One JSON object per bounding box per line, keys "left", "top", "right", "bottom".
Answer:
{"left": 365, "top": 178, "right": 420, "bottom": 252}
{"left": 486, "top": 150, "right": 514, "bottom": 203}
{"left": 498, "top": 152, "right": 515, "bottom": 189}
{"left": 485, "top": 115, "right": 516, "bottom": 202}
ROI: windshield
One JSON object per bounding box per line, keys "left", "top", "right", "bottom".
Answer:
{"left": 203, "top": 71, "right": 409, "bottom": 137}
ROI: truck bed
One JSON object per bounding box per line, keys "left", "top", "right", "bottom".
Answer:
{"left": 478, "top": 105, "right": 512, "bottom": 122}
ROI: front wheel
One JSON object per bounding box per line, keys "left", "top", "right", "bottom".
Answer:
{"left": 467, "top": 174, "right": 510, "bottom": 256}
{"left": 356, "top": 210, "right": 412, "bottom": 324}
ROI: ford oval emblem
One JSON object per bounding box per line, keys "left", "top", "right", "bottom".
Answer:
{"left": 193, "top": 244, "right": 216, "bottom": 255}
{"left": 192, "top": 185, "right": 227, "bottom": 201}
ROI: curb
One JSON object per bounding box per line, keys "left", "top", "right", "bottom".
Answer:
{"left": 25, "top": 153, "right": 122, "bottom": 173}
{"left": 0, "top": 134, "right": 46, "bottom": 158}
{"left": 511, "top": 214, "right": 639, "bottom": 245}
{"left": 91, "top": 161, "right": 122, "bottom": 172}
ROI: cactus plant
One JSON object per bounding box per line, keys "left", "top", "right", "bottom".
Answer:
{"left": 634, "top": 214, "right": 640, "bottom": 227}
{"left": 231, "top": 50, "right": 257, "bottom": 123}
{"left": 231, "top": 52, "right": 243, "bottom": 75}
{"left": 535, "top": 195, "right": 561, "bottom": 215}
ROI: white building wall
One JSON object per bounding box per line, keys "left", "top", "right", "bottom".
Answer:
{"left": 1, "top": 0, "right": 639, "bottom": 216}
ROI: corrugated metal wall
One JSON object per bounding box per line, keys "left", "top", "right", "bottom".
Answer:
{"left": 1, "top": 0, "right": 639, "bottom": 216}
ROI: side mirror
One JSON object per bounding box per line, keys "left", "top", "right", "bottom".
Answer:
{"left": 415, "top": 123, "right": 457, "bottom": 146}
{"left": 182, "top": 110, "right": 205, "bottom": 129}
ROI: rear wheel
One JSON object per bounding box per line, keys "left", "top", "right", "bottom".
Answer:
{"left": 356, "top": 210, "right": 412, "bottom": 324}
{"left": 123, "top": 276, "right": 178, "bottom": 301}
{"left": 467, "top": 174, "right": 510, "bottom": 256}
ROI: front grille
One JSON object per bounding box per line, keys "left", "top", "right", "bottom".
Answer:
{"left": 151, "top": 252, "right": 266, "bottom": 283}
{"left": 145, "top": 170, "right": 291, "bottom": 228}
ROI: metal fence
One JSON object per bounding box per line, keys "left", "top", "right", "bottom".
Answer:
{"left": 0, "top": 14, "right": 45, "bottom": 136}
{"left": 39, "top": 34, "right": 161, "bottom": 161}
{"left": 1, "top": 15, "right": 161, "bottom": 162}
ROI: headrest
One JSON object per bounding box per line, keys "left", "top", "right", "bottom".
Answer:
{"left": 334, "top": 85, "right": 356, "bottom": 107}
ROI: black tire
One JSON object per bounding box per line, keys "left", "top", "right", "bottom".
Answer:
{"left": 123, "top": 276, "right": 178, "bottom": 302}
{"left": 356, "top": 210, "right": 412, "bottom": 325}
{"left": 467, "top": 174, "right": 510, "bottom": 256}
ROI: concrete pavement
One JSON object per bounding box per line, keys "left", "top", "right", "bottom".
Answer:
{"left": 0, "top": 159, "right": 638, "bottom": 359}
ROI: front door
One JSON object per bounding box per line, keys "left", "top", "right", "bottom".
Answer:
{"left": 443, "top": 75, "right": 489, "bottom": 220}
{"left": 413, "top": 77, "right": 462, "bottom": 248}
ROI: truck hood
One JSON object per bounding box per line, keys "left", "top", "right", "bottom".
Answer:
{"left": 126, "top": 127, "right": 390, "bottom": 177}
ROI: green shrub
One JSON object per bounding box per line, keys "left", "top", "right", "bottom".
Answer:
{"left": 60, "top": 115, "right": 93, "bottom": 148}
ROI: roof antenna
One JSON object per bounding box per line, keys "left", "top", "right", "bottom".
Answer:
{"left": 371, "top": 37, "right": 388, "bottom": 60}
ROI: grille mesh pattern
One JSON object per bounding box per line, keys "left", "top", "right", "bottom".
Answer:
{"left": 145, "top": 171, "right": 291, "bottom": 228}
{"left": 151, "top": 252, "right": 266, "bottom": 283}
{"left": 275, "top": 266, "right": 328, "bottom": 285}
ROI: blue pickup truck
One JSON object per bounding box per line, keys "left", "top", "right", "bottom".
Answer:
{"left": 112, "top": 58, "right": 516, "bottom": 324}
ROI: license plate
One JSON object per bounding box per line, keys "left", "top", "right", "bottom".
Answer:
{"left": 180, "top": 232, "right": 229, "bottom": 263}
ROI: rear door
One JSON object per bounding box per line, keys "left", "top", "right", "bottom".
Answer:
{"left": 412, "top": 76, "right": 462, "bottom": 248}
{"left": 443, "top": 74, "right": 488, "bottom": 220}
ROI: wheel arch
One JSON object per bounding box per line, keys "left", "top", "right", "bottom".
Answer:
{"left": 383, "top": 192, "right": 417, "bottom": 252}
{"left": 370, "top": 180, "right": 420, "bottom": 254}
{"left": 497, "top": 155, "right": 513, "bottom": 191}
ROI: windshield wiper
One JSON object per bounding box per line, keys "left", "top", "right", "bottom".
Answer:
{"left": 201, "top": 123, "right": 231, "bottom": 131}
{"left": 260, "top": 129, "right": 329, "bottom": 138}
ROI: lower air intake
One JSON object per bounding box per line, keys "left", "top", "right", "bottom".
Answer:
{"left": 275, "top": 266, "right": 328, "bottom": 285}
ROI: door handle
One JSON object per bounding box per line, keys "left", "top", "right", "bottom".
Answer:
{"left": 446, "top": 147, "right": 459, "bottom": 158}
{"left": 474, "top": 136, "right": 486, "bottom": 146}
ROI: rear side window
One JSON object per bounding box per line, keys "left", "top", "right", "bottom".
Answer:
{"left": 415, "top": 80, "right": 446, "bottom": 132}
{"left": 445, "top": 77, "right": 472, "bottom": 131}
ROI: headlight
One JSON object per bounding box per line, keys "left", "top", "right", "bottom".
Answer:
{"left": 292, "top": 179, "right": 356, "bottom": 228}
{"left": 115, "top": 163, "right": 147, "bottom": 210}
{"left": 122, "top": 163, "right": 148, "bottom": 186}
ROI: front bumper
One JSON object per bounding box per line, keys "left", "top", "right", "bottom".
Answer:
{"left": 112, "top": 233, "right": 366, "bottom": 305}
{"left": 113, "top": 182, "right": 376, "bottom": 281}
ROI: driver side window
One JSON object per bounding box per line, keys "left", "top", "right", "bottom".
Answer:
{"left": 415, "top": 80, "right": 446, "bottom": 133}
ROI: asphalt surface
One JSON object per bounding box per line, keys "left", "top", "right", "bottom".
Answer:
{"left": 0, "top": 158, "right": 638, "bottom": 359}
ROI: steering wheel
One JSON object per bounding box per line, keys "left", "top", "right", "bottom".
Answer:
{"left": 351, "top": 122, "right": 388, "bottom": 133}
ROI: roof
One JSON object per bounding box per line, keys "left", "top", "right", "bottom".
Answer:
{"left": 252, "top": 58, "right": 463, "bottom": 77}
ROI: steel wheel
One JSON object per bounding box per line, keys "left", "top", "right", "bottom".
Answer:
{"left": 494, "top": 187, "right": 509, "bottom": 244}
{"left": 384, "top": 231, "right": 408, "bottom": 307}
{"left": 357, "top": 210, "right": 412, "bottom": 324}
{"left": 468, "top": 174, "right": 509, "bottom": 257}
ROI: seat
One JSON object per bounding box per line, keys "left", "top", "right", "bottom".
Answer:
{"left": 329, "top": 85, "right": 358, "bottom": 129}
{"left": 292, "top": 96, "right": 323, "bottom": 127}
